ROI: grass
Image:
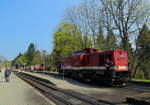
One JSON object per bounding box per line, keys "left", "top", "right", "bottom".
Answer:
{"left": 132, "top": 78, "right": 150, "bottom": 82}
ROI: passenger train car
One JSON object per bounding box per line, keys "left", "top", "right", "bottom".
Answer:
{"left": 59, "top": 48, "right": 130, "bottom": 85}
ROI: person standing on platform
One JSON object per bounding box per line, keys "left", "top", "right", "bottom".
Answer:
{"left": 4, "top": 68, "right": 12, "bottom": 82}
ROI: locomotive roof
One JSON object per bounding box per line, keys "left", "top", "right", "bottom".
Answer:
{"left": 73, "top": 48, "right": 125, "bottom": 53}
{"left": 68, "top": 48, "right": 126, "bottom": 57}
{"left": 74, "top": 48, "right": 101, "bottom": 53}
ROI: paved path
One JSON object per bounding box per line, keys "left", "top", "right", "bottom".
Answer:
{"left": 0, "top": 70, "right": 55, "bottom": 105}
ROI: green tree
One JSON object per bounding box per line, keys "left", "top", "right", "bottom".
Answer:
{"left": 16, "top": 54, "right": 27, "bottom": 65}
{"left": 3, "top": 60, "right": 11, "bottom": 67}
{"left": 96, "top": 26, "right": 106, "bottom": 50}
{"left": 12, "top": 53, "right": 27, "bottom": 66}
{"left": 45, "top": 54, "right": 52, "bottom": 66}
{"left": 26, "top": 43, "right": 36, "bottom": 65}
{"left": 32, "top": 51, "right": 42, "bottom": 65}
{"left": 84, "top": 36, "right": 93, "bottom": 48}
{"left": 135, "top": 24, "right": 150, "bottom": 79}
{"left": 45, "top": 50, "right": 58, "bottom": 67}
{"left": 54, "top": 22, "right": 81, "bottom": 60}
{"left": 54, "top": 22, "right": 93, "bottom": 64}
{"left": 106, "top": 29, "right": 117, "bottom": 50}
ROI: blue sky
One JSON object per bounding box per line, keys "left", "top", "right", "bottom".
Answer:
{"left": 0, "top": 0, "right": 81, "bottom": 60}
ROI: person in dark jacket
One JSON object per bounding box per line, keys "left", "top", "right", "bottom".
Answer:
{"left": 4, "top": 68, "right": 12, "bottom": 82}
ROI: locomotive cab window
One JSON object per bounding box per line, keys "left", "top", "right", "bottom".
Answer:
{"left": 99, "top": 54, "right": 113, "bottom": 65}
{"left": 105, "top": 54, "right": 113, "bottom": 61}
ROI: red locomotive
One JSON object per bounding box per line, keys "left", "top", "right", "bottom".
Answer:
{"left": 59, "top": 48, "right": 130, "bottom": 85}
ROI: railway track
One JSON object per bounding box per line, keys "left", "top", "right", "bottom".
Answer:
{"left": 14, "top": 71, "right": 109, "bottom": 105}
{"left": 36, "top": 71, "right": 150, "bottom": 91}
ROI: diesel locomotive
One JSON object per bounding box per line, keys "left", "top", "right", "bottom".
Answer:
{"left": 59, "top": 48, "right": 130, "bottom": 85}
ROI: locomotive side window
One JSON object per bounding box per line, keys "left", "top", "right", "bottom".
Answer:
{"left": 71, "top": 52, "right": 81, "bottom": 56}
{"left": 99, "top": 54, "right": 113, "bottom": 65}
{"left": 71, "top": 51, "right": 88, "bottom": 56}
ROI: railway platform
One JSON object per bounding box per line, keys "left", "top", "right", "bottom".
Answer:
{"left": 0, "top": 69, "right": 55, "bottom": 105}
